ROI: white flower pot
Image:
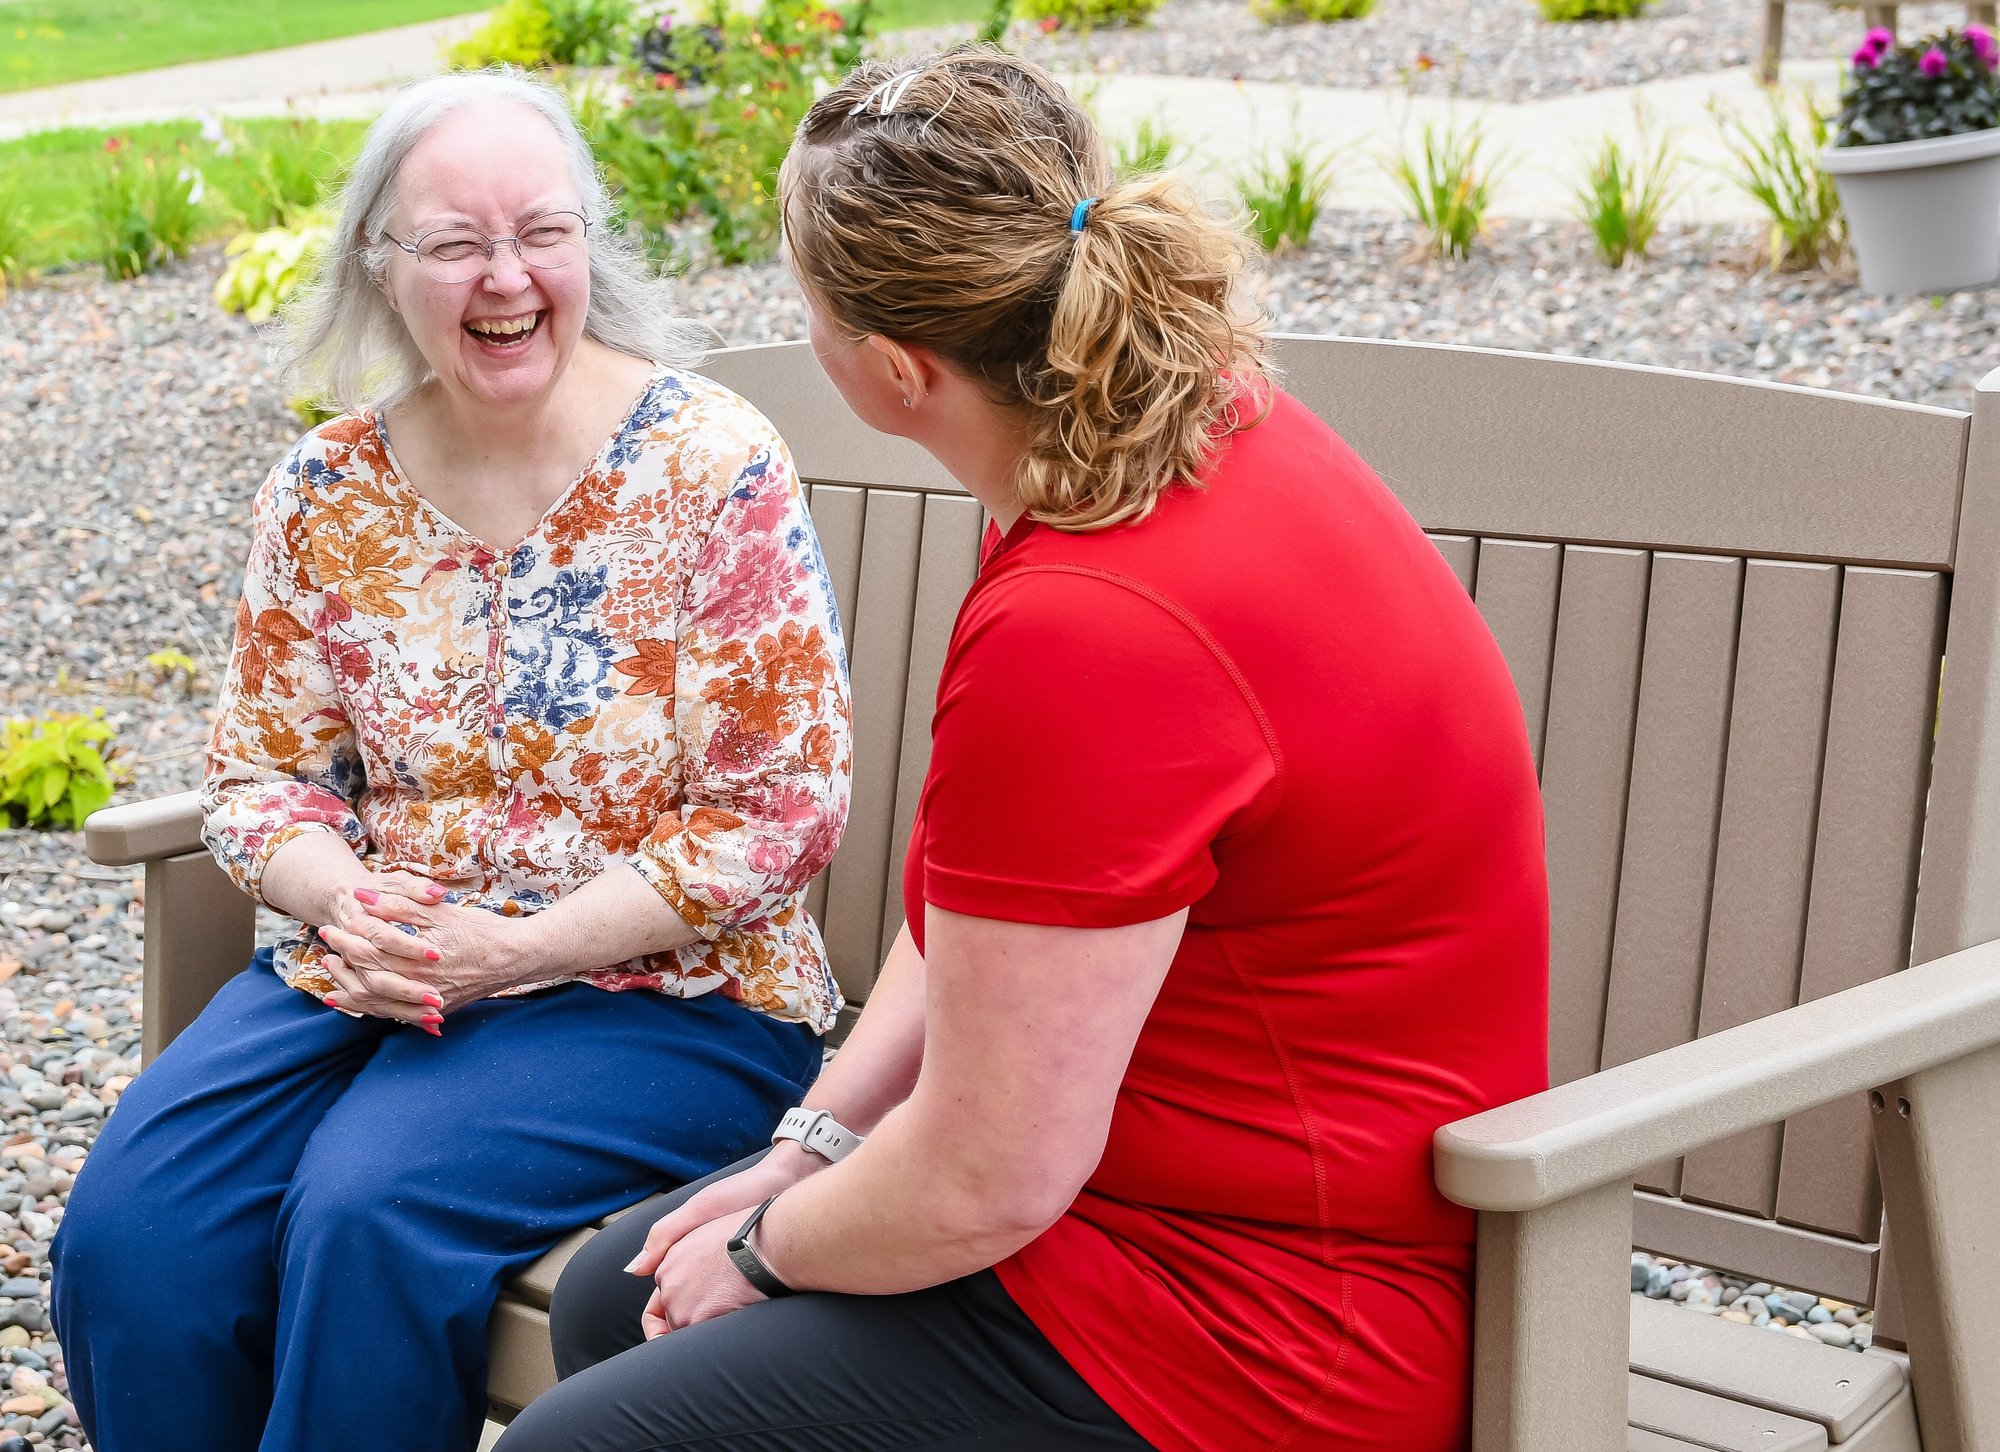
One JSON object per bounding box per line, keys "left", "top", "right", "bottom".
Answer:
{"left": 1824, "top": 126, "right": 2000, "bottom": 295}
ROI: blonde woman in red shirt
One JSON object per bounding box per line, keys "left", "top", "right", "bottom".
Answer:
{"left": 501, "top": 48, "right": 1549, "bottom": 1452}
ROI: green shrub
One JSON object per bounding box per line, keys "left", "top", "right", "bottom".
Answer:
{"left": 1711, "top": 92, "right": 1845, "bottom": 272}
{"left": 1569, "top": 119, "right": 1683, "bottom": 267}
{"left": 1384, "top": 117, "right": 1508, "bottom": 260}
{"left": 448, "top": 0, "right": 559, "bottom": 68}
{"left": 1111, "top": 115, "right": 1190, "bottom": 177}
{"left": 209, "top": 117, "right": 351, "bottom": 230}
{"left": 214, "top": 209, "right": 333, "bottom": 323}
{"left": 546, "top": 0, "right": 638, "bottom": 63}
{"left": 593, "top": 0, "right": 869, "bottom": 267}
{"left": 1237, "top": 140, "right": 1338, "bottom": 252}
{"left": 0, "top": 176, "right": 31, "bottom": 295}
{"left": 0, "top": 712, "right": 119, "bottom": 831}
{"left": 88, "top": 144, "right": 206, "bottom": 279}
{"left": 1018, "top": 0, "right": 1161, "bottom": 32}
{"left": 1538, "top": 0, "right": 1648, "bottom": 18}
{"left": 1253, "top": 0, "right": 1373, "bottom": 24}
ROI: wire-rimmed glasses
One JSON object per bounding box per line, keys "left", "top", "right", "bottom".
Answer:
{"left": 390, "top": 211, "right": 591, "bottom": 284}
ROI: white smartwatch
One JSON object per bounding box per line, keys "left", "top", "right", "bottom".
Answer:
{"left": 771, "top": 1107, "right": 863, "bottom": 1163}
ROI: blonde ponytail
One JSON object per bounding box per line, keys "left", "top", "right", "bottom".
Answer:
{"left": 779, "top": 48, "right": 1270, "bottom": 531}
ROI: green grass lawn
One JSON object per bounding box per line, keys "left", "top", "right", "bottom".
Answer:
{"left": 0, "top": 1, "right": 493, "bottom": 94}
{"left": 0, "top": 117, "right": 369, "bottom": 272}
{"left": 869, "top": 0, "right": 993, "bottom": 31}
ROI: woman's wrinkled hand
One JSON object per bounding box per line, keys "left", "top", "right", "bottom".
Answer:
{"left": 346, "top": 889, "right": 545, "bottom": 1016}
{"left": 317, "top": 871, "right": 450, "bottom": 1027}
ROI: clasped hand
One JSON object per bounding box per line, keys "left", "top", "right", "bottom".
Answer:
{"left": 622, "top": 1147, "right": 824, "bottom": 1338}
{"left": 318, "top": 872, "right": 533, "bottom": 1027}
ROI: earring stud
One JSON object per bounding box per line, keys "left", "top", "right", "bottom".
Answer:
{"left": 901, "top": 398, "right": 911, "bottom": 408}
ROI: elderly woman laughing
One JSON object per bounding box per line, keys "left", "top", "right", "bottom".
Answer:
{"left": 48, "top": 69, "right": 851, "bottom": 1452}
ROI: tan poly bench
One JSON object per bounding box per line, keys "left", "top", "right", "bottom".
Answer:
{"left": 85, "top": 336, "right": 2000, "bottom": 1450}
{"left": 1759, "top": 1, "right": 2000, "bottom": 81}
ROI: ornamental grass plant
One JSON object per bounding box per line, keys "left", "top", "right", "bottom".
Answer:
{"left": 1111, "top": 115, "right": 1191, "bottom": 178}
{"left": 1384, "top": 116, "right": 1509, "bottom": 260}
{"left": 1837, "top": 23, "right": 2000, "bottom": 146}
{"left": 1537, "top": 0, "right": 1647, "bottom": 17}
{"left": 1568, "top": 113, "right": 1683, "bottom": 267}
{"left": 87, "top": 145, "right": 206, "bottom": 280}
{"left": 0, "top": 176, "right": 32, "bottom": 295}
{"left": 1711, "top": 91, "right": 1846, "bottom": 272}
{"left": 1237, "top": 140, "right": 1339, "bottom": 253}
{"left": 1253, "top": 0, "right": 1374, "bottom": 25}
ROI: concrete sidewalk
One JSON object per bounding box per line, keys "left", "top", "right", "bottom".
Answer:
{"left": 0, "top": 11, "right": 1841, "bottom": 226}
{"left": 0, "top": 12, "right": 493, "bottom": 141}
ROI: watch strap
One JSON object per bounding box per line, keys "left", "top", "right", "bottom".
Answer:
{"left": 727, "top": 1195, "right": 794, "bottom": 1298}
{"left": 771, "top": 1106, "right": 863, "bottom": 1163}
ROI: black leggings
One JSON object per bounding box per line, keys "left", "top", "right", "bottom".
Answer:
{"left": 495, "top": 1153, "right": 1154, "bottom": 1452}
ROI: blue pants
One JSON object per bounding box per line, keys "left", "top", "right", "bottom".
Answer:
{"left": 50, "top": 952, "right": 819, "bottom": 1452}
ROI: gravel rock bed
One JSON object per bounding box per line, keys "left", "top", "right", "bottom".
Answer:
{"left": 1634, "top": 1253, "right": 1876, "bottom": 1348}
{"left": 885, "top": 0, "right": 1964, "bottom": 100}
{"left": 3, "top": 229, "right": 1985, "bottom": 1439}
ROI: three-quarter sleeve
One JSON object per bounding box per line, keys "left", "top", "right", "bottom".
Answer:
{"left": 200, "top": 463, "right": 367, "bottom": 904}
{"left": 631, "top": 435, "right": 853, "bottom": 936}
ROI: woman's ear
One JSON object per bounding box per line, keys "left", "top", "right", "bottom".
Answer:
{"left": 864, "top": 334, "right": 940, "bottom": 410}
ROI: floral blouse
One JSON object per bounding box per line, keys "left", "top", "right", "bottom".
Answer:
{"left": 201, "top": 369, "right": 853, "bottom": 1032}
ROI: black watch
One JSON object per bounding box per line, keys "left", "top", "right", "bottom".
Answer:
{"left": 726, "top": 1194, "right": 795, "bottom": 1298}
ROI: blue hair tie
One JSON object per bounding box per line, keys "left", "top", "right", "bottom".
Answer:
{"left": 1070, "top": 197, "right": 1098, "bottom": 235}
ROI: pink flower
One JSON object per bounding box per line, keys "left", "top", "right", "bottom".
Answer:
{"left": 1864, "top": 25, "right": 1895, "bottom": 50}
{"left": 1969, "top": 23, "right": 1999, "bottom": 65}
{"left": 1920, "top": 44, "right": 1950, "bottom": 75}
{"left": 1852, "top": 42, "right": 1878, "bottom": 67}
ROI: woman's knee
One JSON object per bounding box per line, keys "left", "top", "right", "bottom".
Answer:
{"left": 548, "top": 1206, "right": 660, "bottom": 1378}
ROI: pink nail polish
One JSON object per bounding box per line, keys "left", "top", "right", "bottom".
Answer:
{"left": 421, "top": 1014, "right": 444, "bottom": 1026}
{"left": 422, "top": 992, "right": 443, "bottom": 1008}
{"left": 353, "top": 887, "right": 380, "bottom": 905}
{"left": 424, "top": 948, "right": 442, "bottom": 963}
{"left": 425, "top": 883, "right": 448, "bottom": 898}
{"left": 424, "top": 1024, "right": 443, "bottom": 1037}
{"left": 323, "top": 993, "right": 342, "bottom": 1008}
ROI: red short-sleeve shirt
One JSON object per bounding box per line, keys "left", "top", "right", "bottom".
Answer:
{"left": 903, "top": 389, "right": 1550, "bottom": 1452}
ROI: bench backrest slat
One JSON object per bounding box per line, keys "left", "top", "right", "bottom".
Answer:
{"left": 1541, "top": 545, "right": 1651, "bottom": 1089}
{"left": 1471, "top": 539, "right": 1564, "bottom": 770}
{"left": 698, "top": 336, "right": 1985, "bottom": 1301}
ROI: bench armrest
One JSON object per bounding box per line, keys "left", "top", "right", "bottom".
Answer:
{"left": 1435, "top": 937, "right": 2000, "bottom": 1212}
{"left": 84, "top": 791, "right": 205, "bottom": 867}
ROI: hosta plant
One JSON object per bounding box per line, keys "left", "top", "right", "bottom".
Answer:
{"left": 0, "top": 712, "right": 119, "bottom": 831}
{"left": 214, "top": 210, "right": 332, "bottom": 323}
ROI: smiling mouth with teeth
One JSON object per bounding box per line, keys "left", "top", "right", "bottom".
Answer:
{"left": 465, "top": 312, "right": 542, "bottom": 345}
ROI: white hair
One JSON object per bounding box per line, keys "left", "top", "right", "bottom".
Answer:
{"left": 286, "top": 68, "right": 712, "bottom": 413}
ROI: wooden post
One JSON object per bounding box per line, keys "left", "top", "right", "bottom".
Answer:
{"left": 1761, "top": 0, "right": 1786, "bottom": 83}
{"left": 1972, "top": 2, "right": 1998, "bottom": 29}
{"left": 1871, "top": 1047, "right": 2000, "bottom": 1452}
{"left": 1863, "top": 4, "right": 1900, "bottom": 34}
{"left": 141, "top": 851, "right": 254, "bottom": 1065}
{"left": 1470, "top": 1182, "right": 1632, "bottom": 1452}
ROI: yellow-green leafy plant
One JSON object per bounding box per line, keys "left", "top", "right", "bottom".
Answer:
{"left": 1539, "top": 0, "right": 1647, "bottom": 17}
{"left": 215, "top": 209, "right": 332, "bottom": 323}
{"left": 211, "top": 117, "right": 352, "bottom": 230}
{"left": 1384, "top": 115, "right": 1510, "bottom": 259}
{"left": 144, "top": 648, "right": 201, "bottom": 696}
{"left": 1253, "top": 0, "right": 1374, "bottom": 24}
{"left": 448, "top": 0, "right": 560, "bottom": 68}
{"left": 1569, "top": 114, "right": 1684, "bottom": 266}
{"left": 0, "top": 712, "right": 119, "bottom": 831}
{"left": 1711, "top": 91, "right": 1845, "bottom": 272}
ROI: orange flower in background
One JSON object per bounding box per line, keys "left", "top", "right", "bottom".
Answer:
{"left": 102, "top": 136, "right": 124, "bottom": 152}
{"left": 1415, "top": 51, "right": 1437, "bottom": 70}
{"left": 1038, "top": 14, "right": 1061, "bottom": 30}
